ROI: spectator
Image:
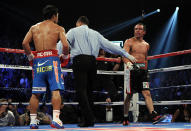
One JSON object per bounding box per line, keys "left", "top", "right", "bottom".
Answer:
{"left": 7, "top": 99, "right": 20, "bottom": 126}
{"left": 95, "top": 49, "right": 118, "bottom": 102}
{"left": 19, "top": 105, "right": 31, "bottom": 126}
{"left": 0, "top": 98, "right": 15, "bottom": 126}
{"left": 171, "top": 104, "right": 191, "bottom": 122}
{"left": 19, "top": 105, "right": 52, "bottom": 126}
{"left": 19, "top": 73, "right": 29, "bottom": 88}
{"left": 39, "top": 104, "right": 52, "bottom": 123}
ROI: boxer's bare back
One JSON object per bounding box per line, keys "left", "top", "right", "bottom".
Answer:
{"left": 23, "top": 19, "right": 68, "bottom": 55}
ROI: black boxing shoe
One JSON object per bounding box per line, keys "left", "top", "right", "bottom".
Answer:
{"left": 151, "top": 111, "right": 166, "bottom": 124}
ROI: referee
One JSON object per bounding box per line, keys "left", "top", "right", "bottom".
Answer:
{"left": 58, "top": 16, "right": 136, "bottom": 127}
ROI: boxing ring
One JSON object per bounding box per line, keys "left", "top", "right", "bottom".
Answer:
{"left": 1, "top": 48, "right": 191, "bottom": 130}
{"left": 1, "top": 123, "right": 191, "bottom": 131}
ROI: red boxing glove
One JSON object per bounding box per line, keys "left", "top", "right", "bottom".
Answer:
{"left": 29, "top": 60, "right": 33, "bottom": 67}
{"left": 60, "top": 54, "right": 70, "bottom": 67}
{"left": 27, "top": 53, "right": 34, "bottom": 67}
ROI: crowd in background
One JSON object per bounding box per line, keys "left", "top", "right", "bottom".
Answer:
{"left": 1, "top": 51, "right": 191, "bottom": 102}
{"left": 1, "top": 41, "right": 191, "bottom": 126}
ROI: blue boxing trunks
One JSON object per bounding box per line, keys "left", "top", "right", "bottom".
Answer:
{"left": 32, "top": 50, "right": 64, "bottom": 94}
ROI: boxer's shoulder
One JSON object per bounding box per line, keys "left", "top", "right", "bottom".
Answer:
{"left": 30, "top": 22, "right": 42, "bottom": 33}
{"left": 124, "top": 38, "right": 133, "bottom": 47}
{"left": 57, "top": 26, "right": 65, "bottom": 32}
{"left": 142, "top": 40, "right": 149, "bottom": 46}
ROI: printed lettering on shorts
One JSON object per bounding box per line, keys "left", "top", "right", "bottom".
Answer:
{"left": 37, "top": 51, "right": 53, "bottom": 57}
{"left": 36, "top": 66, "right": 52, "bottom": 73}
{"left": 143, "top": 82, "right": 149, "bottom": 89}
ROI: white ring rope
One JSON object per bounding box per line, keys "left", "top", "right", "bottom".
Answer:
{"left": 150, "top": 84, "right": 191, "bottom": 90}
{"left": 63, "top": 90, "right": 123, "bottom": 94}
{"left": 137, "top": 100, "right": 191, "bottom": 105}
{"left": 1, "top": 101, "right": 124, "bottom": 106}
{"left": 0, "top": 64, "right": 124, "bottom": 75}
{"left": 1, "top": 64, "right": 191, "bottom": 106}
{"left": 1, "top": 64, "right": 191, "bottom": 74}
{"left": 149, "top": 64, "right": 191, "bottom": 73}
{"left": 2, "top": 100, "right": 191, "bottom": 106}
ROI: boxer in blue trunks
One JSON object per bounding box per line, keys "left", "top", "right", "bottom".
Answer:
{"left": 22, "top": 5, "right": 69, "bottom": 129}
{"left": 32, "top": 50, "right": 63, "bottom": 94}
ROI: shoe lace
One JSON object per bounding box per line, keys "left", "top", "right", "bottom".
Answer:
{"left": 153, "top": 115, "right": 161, "bottom": 121}
{"left": 35, "top": 119, "right": 40, "bottom": 125}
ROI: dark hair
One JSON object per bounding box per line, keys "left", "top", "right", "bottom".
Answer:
{"left": 42, "top": 5, "right": 58, "bottom": 20}
{"left": 135, "top": 22, "right": 146, "bottom": 31}
{"left": 77, "top": 16, "right": 89, "bottom": 25}
{"left": 0, "top": 98, "right": 7, "bottom": 103}
{"left": 0, "top": 98, "right": 7, "bottom": 106}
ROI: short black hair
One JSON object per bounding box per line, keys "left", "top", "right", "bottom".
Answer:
{"left": 77, "top": 16, "right": 89, "bottom": 25}
{"left": 135, "top": 22, "right": 146, "bottom": 31}
{"left": 0, "top": 98, "right": 7, "bottom": 106}
{"left": 42, "top": 5, "right": 58, "bottom": 20}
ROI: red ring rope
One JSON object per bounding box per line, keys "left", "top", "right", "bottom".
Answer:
{"left": 1, "top": 48, "right": 191, "bottom": 63}
{"left": 147, "top": 49, "right": 191, "bottom": 60}
{"left": 0, "top": 48, "right": 121, "bottom": 63}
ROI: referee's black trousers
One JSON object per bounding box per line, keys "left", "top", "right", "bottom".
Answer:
{"left": 72, "top": 54, "right": 96, "bottom": 124}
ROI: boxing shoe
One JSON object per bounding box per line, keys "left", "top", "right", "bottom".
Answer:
{"left": 30, "top": 119, "right": 39, "bottom": 129}
{"left": 123, "top": 120, "right": 130, "bottom": 126}
{"left": 50, "top": 120, "right": 64, "bottom": 129}
{"left": 122, "top": 116, "right": 130, "bottom": 126}
{"left": 30, "top": 124, "right": 39, "bottom": 129}
{"left": 151, "top": 111, "right": 166, "bottom": 124}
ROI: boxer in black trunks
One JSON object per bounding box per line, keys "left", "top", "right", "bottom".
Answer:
{"left": 122, "top": 23, "right": 166, "bottom": 125}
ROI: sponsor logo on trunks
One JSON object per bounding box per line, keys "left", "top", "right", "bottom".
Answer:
{"left": 32, "top": 87, "right": 46, "bottom": 91}
{"left": 38, "top": 60, "right": 49, "bottom": 66}
{"left": 32, "top": 87, "right": 46, "bottom": 93}
{"left": 37, "top": 66, "right": 52, "bottom": 73}
{"left": 135, "top": 63, "right": 145, "bottom": 67}
{"left": 143, "top": 82, "right": 149, "bottom": 89}
{"left": 37, "top": 51, "right": 52, "bottom": 57}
